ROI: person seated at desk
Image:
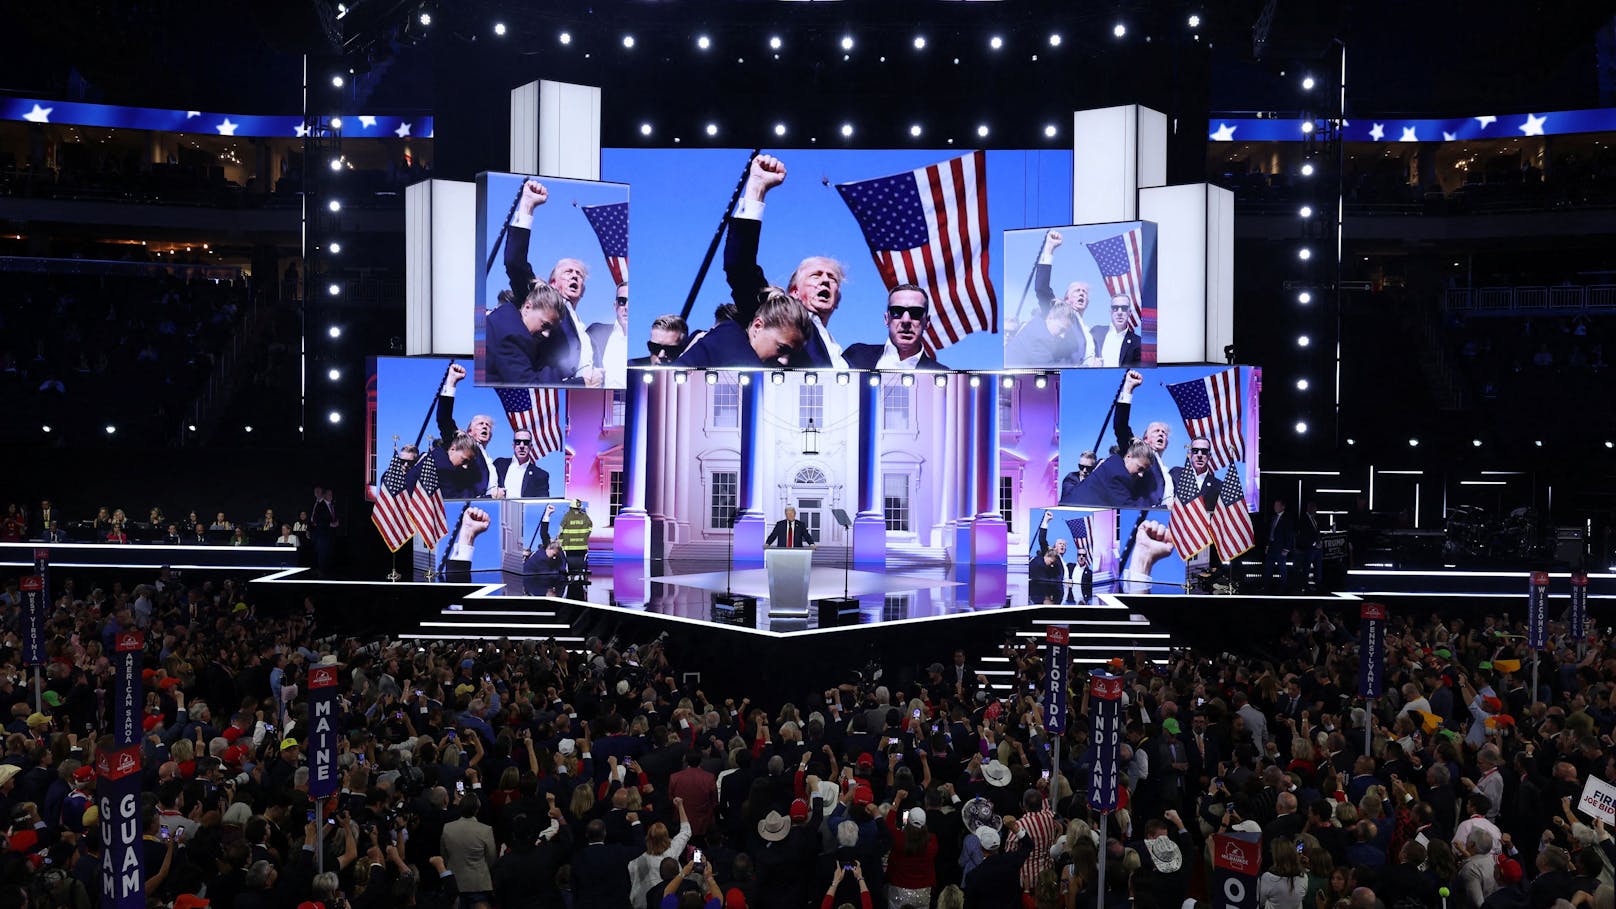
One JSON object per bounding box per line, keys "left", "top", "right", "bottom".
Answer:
{"left": 230, "top": 528, "right": 250, "bottom": 547}
{"left": 766, "top": 507, "right": 814, "bottom": 548}
{"left": 105, "top": 523, "right": 128, "bottom": 544}
{"left": 209, "top": 513, "right": 233, "bottom": 531}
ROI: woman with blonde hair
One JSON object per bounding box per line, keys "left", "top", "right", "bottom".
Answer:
{"left": 627, "top": 798, "right": 690, "bottom": 901}
{"left": 1258, "top": 838, "right": 1308, "bottom": 909}
{"left": 567, "top": 782, "right": 596, "bottom": 825}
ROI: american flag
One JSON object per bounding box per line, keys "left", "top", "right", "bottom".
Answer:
{"left": 580, "top": 201, "right": 629, "bottom": 286}
{"left": 1165, "top": 368, "right": 1246, "bottom": 470}
{"left": 1064, "top": 515, "right": 1094, "bottom": 565}
{"left": 403, "top": 453, "right": 449, "bottom": 549}
{"left": 1085, "top": 227, "right": 1145, "bottom": 329}
{"left": 496, "top": 387, "right": 564, "bottom": 456}
{"left": 835, "top": 150, "right": 998, "bottom": 351}
{"left": 1168, "top": 456, "right": 1215, "bottom": 560}
{"left": 371, "top": 454, "right": 415, "bottom": 552}
{"left": 1210, "top": 465, "right": 1254, "bottom": 560}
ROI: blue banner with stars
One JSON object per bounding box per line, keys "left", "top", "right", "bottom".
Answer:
{"left": 0, "top": 97, "right": 432, "bottom": 140}
{"left": 1209, "top": 106, "right": 1612, "bottom": 144}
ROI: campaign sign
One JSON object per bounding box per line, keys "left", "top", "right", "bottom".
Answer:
{"left": 308, "top": 665, "right": 340, "bottom": 798}
{"left": 1358, "top": 602, "right": 1387, "bottom": 699}
{"left": 1088, "top": 671, "right": 1123, "bottom": 811}
{"left": 19, "top": 576, "right": 44, "bottom": 666}
{"left": 1528, "top": 571, "right": 1550, "bottom": 649}
{"left": 1045, "top": 626, "right": 1071, "bottom": 734}
{"left": 1212, "top": 831, "right": 1263, "bottom": 909}
{"left": 1570, "top": 573, "right": 1588, "bottom": 641}
{"left": 1577, "top": 774, "right": 1616, "bottom": 824}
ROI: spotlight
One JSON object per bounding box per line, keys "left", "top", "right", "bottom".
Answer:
{"left": 1299, "top": 205, "right": 1313, "bottom": 218}
{"left": 329, "top": 117, "right": 342, "bottom": 129}
{"left": 559, "top": 31, "right": 572, "bottom": 45}
{"left": 493, "top": 22, "right": 505, "bottom": 36}
{"left": 1607, "top": 441, "right": 1615, "bottom": 449}
{"left": 640, "top": 123, "right": 652, "bottom": 136}
{"left": 1044, "top": 124, "right": 1057, "bottom": 138}
{"left": 1408, "top": 438, "right": 1419, "bottom": 447}
{"left": 1048, "top": 33, "right": 1062, "bottom": 46}
{"left": 774, "top": 123, "right": 786, "bottom": 137}
{"left": 1001, "top": 376, "right": 1015, "bottom": 389}
{"left": 977, "top": 124, "right": 990, "bottom": 138}
{"left": 835, "top": 372, "right": 850, "bottom": 385}
{"left": 969, "top": 376, "right": 981, "bottom": 388}
{"left": 705, "top": 371, "right": 718, "bottom": 385}
{"left": 188, "top": 424, "right": 197, "bottom": 432}
{"left": 105, "top": 425, "right": 116, "bottom": 435}
{"left": 328, "top": 325, "right": 342, "bottom": 338}
{"left": 331, "top": 75, "right": 345, "bottom": 88}
{"left": 622, "top": 35, "right": 635, "bottom": 48}
{"left": 329, "top": 158, "right": 343, "bottom": 171}
{"left": 901, "top": 373, "right": 915, "bottom": 387}
{"left": 696, "top": 34, "right": 710, "bottom": 50}
{"left": 840, "top": 35, "right": 854, "bottom": 51}
{"left": 909, "top": 124, "right": 922, "bottom": 138}
{"left": 1302, "top": 75, "right": 1316, "bottom": 90}
{"left": 329, "top": 242, "right": 341, "bottom": 254}
{"left": 705, "top": 123, "right": 718, "bottom": 136}
{"left": 328, "top": 411, "right": 343, "bottom": 424}
{"left": 1295, "top": 421, "right": 1308, "bottom": 434}
{"left": 1297, "top": 291, "right": 1311, "bottom": 304}
{"left": 674, "top": 371, "right": 688, "bottom": 384}
{"left": 418, "top": 11, "right": 430, "bottom": 27}
{"left": 804, "top": 372, "right": 818, "bottom": 385}
{"left": 1112, "top": 23, "right": 1126, "bottom": 38}
{"left": 1296, "top": 378, "right": 1310, "bottom": 390}
{"left": 913, "top": 36, "right": 926, "bottom": 50}
{"left": 989, "top": 35, "right": 1003, "bottom": 50}
{"left": 327, "top": 283, "right": 341, "bottom": 296}
{"left": 40, "top": 424, "right": 50, "bottom": 433}
{"left": 1473, "top": 439, "right": 1484, "bottom": 447}
{"left": 328, "top": 199, "right": 342, "bottom": 212}
{"left": 1188, "top": 14, "right": 1201, "bottom": 28}
{"left": 244, "top": 425, "right": 254, "bottom": 433}
{"left": 1534, "top": 440, "right": 1544, "bottom": 447}
{"left": 1034, "top": 374, "right": 1048, "bottom": 389}
{"left": 1301, "top": 162, "right": 1315, "bottom": 176}
{"left": 1297, "top": 335, "right": 1310, "bottom": 347}
{"left": 1301, "top": 120, "right": 1315, "bottom": 134}
{"left": 328, "top": 368, "right": 342, "bottom": 381}
{"left": 840, "top": 123, "right": 853, "bottom": 138}
{"left": 770, "top": 371, "right": 785, "bottom": 385}
{"left": 1298, "top": 248, "right": 1312, "bottom": 261}
{"left": 769, "top": 35, "right": 782, "bottom": 50}
{"left": 868, "top": 375, "right": 880, "bottom": 387}
{"left": 1346, "top": 438, "right": 1356, "bottom": 446}
{"left": 934, "top": 374, "right": 948, "bottom": 388}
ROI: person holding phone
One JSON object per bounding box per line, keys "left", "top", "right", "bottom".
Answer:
{"left": 824, "top": 860, "right": 870, "bottom": 909}
{"left": 883, "top": 795, "right": 938, "bottom": 909}
{"left": 440, "top": 792, "right": 498, "bottom": 908}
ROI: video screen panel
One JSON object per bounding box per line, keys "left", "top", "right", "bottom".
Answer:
{"left": 1056, "top": 366, "right": 1260, "bottom": 513}
{"left": 1027, "top": 507, "right": 1119, "bottom": 603}
{"left": 1116, "top": 509, "right": 1186, "bottom": 594}
{"left": 370, "top": 356, "right": 568, "bottom": 501}
{"left": 602, "top": 148, "right": 1074, "bottom": 372}
{"left": 428, "top": 499, "right": 513, "bottom": 580}
{"left": 473, "top": 172, "right": 631, "bottom": 389}
{"left": 1001, "top": 222, "right": 1157, "bottom": 369}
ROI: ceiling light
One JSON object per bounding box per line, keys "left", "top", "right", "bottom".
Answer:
{"left": 774, "top": 123, "right": 787, "bottom": 136}
{"left": 559, "top": 31, "right": 572, "bottom": 45}
{"left": 989, "top": 35, "right": 1003, "bottom": 50}
{"left": 1295, "top": 421, "right": 1308, "bottom": 434}
{"left": 769, "top": 35, "right": 782, "bottom": 50}
{"left": 1112, "top": 24, "right": 1127, "bottom": 38}
{"left": 1296, "top": 378, "right": 1310, "bottom": 390}
{"left": 705, "top": 122, "right": 718, "bottom": 136}
{"left": 1408, "top": 438, "right": 1419, "bottom": 447}
{"left": 418, "top": 12, "right": 430, "bottom": 27}
{"left": 696, "top": 34, "right": 710, "bottom": 50}
{"left": 977, "top": 124, "right": 990, "bottom": 138}
{"left": 913, "top": 36, "right": 926, "bottom": 50}
{"left": 1297, "top": 335, "right": 1310, "bottom": 347}
{"left": 328, "top": 242, "right": 341, "bottom": 254}
{"left": 1188, "top": 14, "right": 1201, "bottom": 28}
{"left": 1303, "top": 75, "right": 1316, "bottom": 90}
{"left": 1299, "top": 205, "right": 1313, "bottom": 218}
{"left": 622, "top": 35, "right": 635, "bottom": 49}
{"left": 1473, "top": 439, "right": 1484, "bottom": 447}
{"left": 1297, "top": 291, "right": 1311, "bottom": 304}
{"left": 328, "top": 411, "right": 343, "bottom": 424}
{"left": 1301, "top": 163, "right": 1315, "bottom": 176}
{"left": 1044, "top": 124, "right": 1057, "bottom": 138}
{"left": 329, "top": 158, "right": 342, "bottom": 171}
{"left": 328, "top": 325, "right": 342, "bottom": 338}
{"left": 640, "top": 122, "right": 652, "bottom": 136}
{"left": 331, "top": 75, "right": 344, "bottom": 88}
{"left": 1048, "top": 33, "right": 1062, "bottom": 46}
{"left": 840, "top": 123, "right": 854, "bottom": 137}
{"left": 1298, "top": 248, "right": 1312, "bottom": 260}
{"left": 909, "top": 124, "right": 922, "bottom": 137}
{"left": 105, "top": 425, "right": 116, "bottom": 435}
{"left": 493, "top": 22, "right": 505, "bottom": 36}
{"left": 328, "top": 368, "right": 342, "bottom": 381}
{"left": 840, "top": 35, "right": 854, "bottom": 51}
{"left": 327, "top": 199, "right": 342, "bottom": 212}
{"left": 327, "top": 283, "right": 341, "bottom": 296}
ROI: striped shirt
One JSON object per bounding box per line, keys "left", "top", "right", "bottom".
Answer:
{"left": 1017, "top": 805, "right": 1062, "bottom": 891}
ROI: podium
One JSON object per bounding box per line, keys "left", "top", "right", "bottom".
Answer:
{"left": 764, "top": 547, "right": 814, "bottom": 614}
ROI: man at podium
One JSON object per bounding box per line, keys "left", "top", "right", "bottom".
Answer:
{"left": 766, "top": 507, "right": 814, "bottom": 548}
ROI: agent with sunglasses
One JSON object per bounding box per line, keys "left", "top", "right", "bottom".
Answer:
{"left": 842, "top": 285, "right": 950, "bottom": 370}
{"left": 631, "top": 314, "right": 689, "bottom": 366}
{"left": 492, "top": 430, "right": 551, "bottom": 499}
{"left": 1086, "top": 293, "right": 1144, "bottom": 368}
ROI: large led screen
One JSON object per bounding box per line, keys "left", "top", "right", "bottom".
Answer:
{"left": 1027, "top": 507, "right": 1119, "bottom": 602}
{"left": 1001, "top": 221, "right": 1158, "bottom": 369}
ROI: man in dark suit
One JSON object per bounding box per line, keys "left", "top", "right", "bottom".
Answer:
{"left": 1089, "top": 294, "right": 1144, "bottom": 367}
{"left": 724, "top": 154, "right": 845, "bottom": 369}
{"left": 1058, "top": 451, "right": 1098, "bottom": 506}
{"left": 1031, "top": 230, "right": 1093, "bottom": 356}
{"left": 32, "top": 500, "right": 56, "bottom": 539}
{"left": 630, "top": 314, "right": 689, "bottom": 367}
{"left": 435, "top": 364, "right": 498, "bottom": 498}
{"left": 491, "top": 429, "right": 550, "bottom": 499}
{"left": 673, "top": 291, "right": 814, "bottom": 369}
{"left": 1292, "top": 501, "right": 1324, "bottom": 590}
{"left": 1029, "top": 545, "right": 1066, "bottom": 604}
{"left": 1181, "top": 712, "right": 1222, "bottom": 806}
{"left": 490, "top": 180, "right": 589, "bottom": 385}
{"left": 1065, "top": 441, "right": 1157, "bottom": 508}
{"left": 572, "top": 818, "right": 647, "bottom": 909}
{"left": 1004, "top": 303, "right": 1082, "bottom": 367}
{"left": 423, "top": 436, "right": 480, "bottom": 501}
{"left": 585, "top": 283, "right": 629, "bottom": 384}
{"left": 765, "top": 507, "right": 813, "bottom": 548}
{"left": 1263, "top": 499, "right": 1296, "bottom": 592}
{"left": 522, "top": 505, "right": 567, "bottom": 590}
{"left": 1170, "top": 439, "right": 1221, "bottom": 509}
{"left": 309, "top": 487, "right": 337, "bottom": 575}
{"left": 842, "top": 285, "right": 950, "bottom": 370}
{"left": 1113, "top": 369, "right": 1172, "bottom": 504}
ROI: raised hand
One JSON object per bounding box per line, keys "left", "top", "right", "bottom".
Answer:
{"left": 746, "top": 155, "right": 787, "bottom": 197}
{"left": 520, "top": 180, "right": 548, "bottom": 211}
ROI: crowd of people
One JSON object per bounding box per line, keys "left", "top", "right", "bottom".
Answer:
{"left": 0, "top": 494, "right": 339, "bottom": 552}
{"left": 0, "top": 558, "right": 1608, "bottom": 909}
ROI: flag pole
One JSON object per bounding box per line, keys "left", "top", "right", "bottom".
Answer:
{"left": 484, "top": 180, "right": 530, "bottom": 277}
{"left": 412, "top": 359, "right": 458, "bottom": 450}
{"left": 678, "top": 149, "right": 762, "bottom": 323}
{"left": 1087, "top": 372, "right": 1132, "bottom": 462}
{"left": 1009, "top": 238, "right": 1047, "bottom": 327}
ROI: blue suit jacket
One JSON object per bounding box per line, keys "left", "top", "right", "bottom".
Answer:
{"left": 491, "top": 457, "right": 551, "bottom": 498}
{"left": 1062, "top": 455, "right": 1155, "bottom": 508}
{"left": 487, "top": 225, "right": 581, "bottom": 385}
{"left": 840, "top": 343, "right": 949, "bottom": 371}
{"left": 723, "top": 217, "right": 835, "bottom": 368}
{"left": 1091, "top": 324, "right": 1144, "bottom": 366}
{"left": 673, "top": 320, "right": 769, "bottom": 369}
{"left": 426, "top": 447, "right": 482, "bottom": 500}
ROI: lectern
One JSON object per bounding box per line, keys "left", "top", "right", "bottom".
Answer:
{"left": 764, "top": 547, "right": 814, "bottom": 614}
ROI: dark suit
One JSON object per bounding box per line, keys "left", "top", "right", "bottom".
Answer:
{"left": 1263, "top": 509, "right": 1296, "bottom": 589}
{"left": 435, "top": 394, "right": 491, "bottom": 498}
{"left": 840, "top": 342, "right": 948, "bottom": 371}
{"left": 1029, "top": 552, "right": 1065, "bottom": 603}
{"left": 673, "top": 319, "right": 768, "bottom": 369}
{"left": 1030, "top": 262, "right": 1091, "bottom": 361}
{"left": 571, "top": 837, "right": 647, "bottom": 909}
{"left": 1063, "top": 456, "right": 1154, "bottom": 508}
{"left": 425, "top": 446, "right": 482, "bottom": 501}
{"left": 491, "top": 457, "right": 550, "bottom": 499}
{"left": 1170, "top": 466, "right": 1221, "bottom": 510}
{"left": 1113, "top": 399, "right": 1166, "bottom": 504}
{"left": 585, "top": 322, "right": 616, "bottom": 369}
{"left": 489, "top": 225, "right": 582, "bottom": 385}
{"left": 1091, "top": 324, "right": 1143, "bottom": 367}
{"left": 1005, "top": 316, "right": 1083, "bottom": 367}
{"left": 723, "top": 217, "right": 834, "bottom": 368}
{"left": 766, "top": 518, "right": 813, "bottom": 548}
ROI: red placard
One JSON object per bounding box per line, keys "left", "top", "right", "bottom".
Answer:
{"left": 1046, "top": 626, "right": 1070, "bottom": 646}
{"left": 115, "top": 631, "right": 143, "bottom": 653}
{"left": 1572, "top": 573, "right": 1589, "bottom": 588}
{"left": 309, "top": 666, "right": 339, "bottom": 689}
{"left": 1531, "top": 571, "right": 1551, "bottom": 587}
{"left": 1089, "top": 673, "right": 1123, "bottom": 701}
{"left": 1213, "top": 832, "right": 1263, "bottom": 874}
{"left": 1360, "top": 602, "right": 1386, "bottom": 621}
{"left": 19, "top": 576, "right": 41, "bottom": 592}
{"left": 96, "top": 745, "right": 142, "bottom": 783}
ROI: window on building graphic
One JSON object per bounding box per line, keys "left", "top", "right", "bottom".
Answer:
{"left": 712, "top": 383, "right": 739, "bottom": 428}
{"left": 710, "top": 471, "right": 738, "bottom": 529}
{"left": 609, "top": 470, "right": 624, "bottom": 522}
{"left": 882, "top": 385, "right": 912, "bottom": 431}
{"left": 998, "top": 385, "right": 1014, "bottom": 428}
{"left": 798, "top": 384, "right": 824, "bottom": 429}
{"left": 608, "top": 389, "right": 626, "bottom": 427}
{"left": 883, "top": 473, "right": 911, "bottom": 531}
{"left": 999, "top": 475, "right": 1015, "bottom": 529}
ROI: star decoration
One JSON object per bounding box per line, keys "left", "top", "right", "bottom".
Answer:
{"left": 357, "top": 115, "right": 377, "bottom": 129}
{"left": 22, "top": 104, "right": 51, "bottom": 123}
{"left": 1442, "top": 131, "right": 1456, "bottom": 142}
{"left": 186, "top": 111, "right": 201, "bottom": 119}
{"left": 216, "top": 118, "right": 238, "bottom": 136}
{"left": 1399, "top": 126, "right": 1418, "bottom": 142}
{"left": 1519, "top": 113, "right": 1546, "bottom": 137}
{"left": 1476, "top": 115, "right": 1497, "bottom": 129}
{"left": 1209, "top": 122, "right": 1237, "bottom": 142}
{"left": 294, "top": 123, "right": 310, "bottom": 138}
{"left": 394, "top": 122, "right": 412, "bottom": 138}
{"left": 1368, "top": 123, "right": 1385, "bottom": 141}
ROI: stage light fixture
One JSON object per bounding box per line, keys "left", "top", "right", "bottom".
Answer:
{"left": 868, "top": 375, "right": 880, "bottom": 387}
{"left": 328, "top": 368, "right": 341, "bottom": 381}
{"left": 331, "top": 75, "right": 344, "bottom": 88}
{"left": 769, "top": 35, "right": 782, "bottom": 50}
{"left": 1297, "top": 291, "right": 1311, "bottom": 304}
{"left": 1035, "top": 374, "right": 1048, "bottom": 389}
{"left": 1301, "top": 121, "right": 1315, "bottom": 134}
{"left": 901, "top": 373, "right": 915, "bottom": 387}
{"left": 836, "top": 372, "right": 850, "bottom": 385}
{"left": 675, "top": 371, "right": 688, "bottom": 384}
{"left": 802, "top": 372, "right": 819, "bottom": 386}
{"left": 934, "top": 374, "right": 948, "bottom": 388}
{"left": 328, "top": 411, "right": 343, "bottom": 424}
{"left": 494, "top": 22, "right": 505, "bottom": 36}
{"left": 1049, "top": 33, "right": 1062, "bottom": 46}
{"left": 418, "top": 12, "right": 430, "bottom": 27}
{"left": 909, "top": 124, "right": 922, "bottom": 138}
{"left": 969, "top": 376, "right": 981, "bottom": 388}
{"left": 1044, "top": 124, "right": 1057, "bottom": 138}
{"left": 1298, "top": 248, "right": 1312, "bottom": 260}
{"left": 330, "top": 117, "right": 342, "bottom": 129}
{"left": 188, "top": 424, "right": 197, "bottom": 432}
{"left": 1299, "top": 205, "right": 1313, "bottom": 218}
{"left": 328, "top": 200, "right": 342, "bottom": 212}
{"left": 640, "top": 123, "right": 652, "bottom": 136}
{"left": 245, "top": 425, "right": 254, "bottom": 433}
{"left": 329, "top": 242, "right": 341, "bottom": 254}
{"left": 642, "top": 371, "right": 654, "bottom": 384}
{"left": 697, "top": 34, "right": 710, "bottom": 50}
{"left": 1296, "top": 378, "right": 1309, "bottom": 390}
{"left": 771, "top": 123, "right": 786, "bottom": 137}
{"left": 771, "top": 371, "right": 785, "bottom": 385}
{"left": 977, "top": 124, "right": 990, "bottom": 138}
{"left": 1473, "top": 439, "right": 1484, "bottom": 447}
{"left": 623, "top": 35, "right": 635, "bottom": 48}
{"left": 1188, "top": 14, "right": 1201, "bottom": 27}
{"left": 1295, "top": 421, "right": 1308, "bottom": 434}
{"left": 559, "top": 31, "right": 572, "bottom": 45}
{"left": 1607, "top": 441, "right": 1615, "bottom": 449}
{"left": 327, "top": 283, "right": 341, "bottom": 297}
{"left": 989, "top": 35, "right": 1003, "bottom": 50}
{"left": 1112, "top": 23, "right": 1126, "bottom": 38}
{"left": 329, "top": 158, "right": 343, "bottom": 171}
{"left": 1535, "top": 440, "right": 1543, "bottom": 447}
{"left": 705, "top": 123, "right": 718, "bottom": 136}
{"left": 105, "top": 425, "right": 116, "bottom": 435}
{"left": 1303, "top": 75, "right": 1316, "bottom": 90}
{"left": 1301, "top": 163, "right": 1315, "bottom": 176}
{"left": 1297, "top": 335, "right": 1310, "bottom": 347}
{"left": 840, "top": 35, "right": 854, "bottom": 51}
{"left": 40, "top": 424, "right": 49, "bottom": 433}
{"left": 913, "top": 36, "right": 926, "bottom": 50}
{"left": 705, "top": 371, "right": 718, "bottom": 385}
{"left": 1001, "top": 376, "right": 1015, "bottom": 389}
{"left": 840, "top": 123, "right": 854, "bottom": 138}
{"left": 328, "top": 325, "right": 342, "bottom": 338}
{"left": 1408, "top": 438, "right": 1419, "bottom": 447}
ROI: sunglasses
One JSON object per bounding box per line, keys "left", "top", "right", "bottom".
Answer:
{"left": 1110, "top": 304, "right": 1131, "bottom": 312}
{"left": 887, "top": 306, "right": 927, "bottom": 321}
{"left": 647, "top": 341, "right": 679, "bottom": 357}
{"left": 512, "top": 439, "right": 533, "bottom": 447}
{"left": 1191, "top": 448, "right": 1211, "bottom": 455}
{"left": 615, "top": 296, "right": 628, "bottom": 306}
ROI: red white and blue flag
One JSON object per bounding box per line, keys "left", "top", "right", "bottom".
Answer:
{"left": 1085, "top": 227, "right": 1145, "bottom": 329}
{"left": 403, "top": 454, "right": 449, "bottom": 549}
{"left": 835, "top": 150, "right": 998, "bottom": 351}
{"left": 580, "top": 201, "right": 629, "bottom": 286}
{"left": 1064, "top": 516, "right": 1094, "bottom": 565}
{"left": 1165, "top": 368, "right": 1245, "bottom": 470}
{"left": 1169, "top": 457, "right": 1216, "bottom": 560}
{"left": 1210, "top": 465, "right": 1254, "bottom": 560}
{"left": 371, "top": 454, "right": 415, "bottom": 552}
{"left": 496, "top": 387, "right": 564, "bottom": 456}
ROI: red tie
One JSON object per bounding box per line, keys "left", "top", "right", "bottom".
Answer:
{"left": 787, "top": 525, "right": 793, "bottom": 547}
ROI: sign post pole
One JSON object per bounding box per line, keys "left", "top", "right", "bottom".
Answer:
{"left": 1529, "top": 572, "right": 1550, "bottom": 704}
{"left": 100, "top": 630, "right": 145, "bottom": 908}
{"left": 308, "top": 659, "right": 341, "bottom": 874}
{"left": 1570, "top": 572, "right": 1588, "bottom": 661}
{"left": 1088, "top": 668, "right": 1123, "bottom": 908}
{"left": 1044, "top": 626, "right": 1070, "bottom": 792}
{"left": 1358, "top": 603, "right": 1387, "bottom": 757}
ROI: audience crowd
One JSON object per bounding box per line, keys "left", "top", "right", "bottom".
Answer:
{"left": 0, "top": 497, "right": 335, "bottom": 550}
{"left": 0, "top": 562, "right": 1609, "bottom": 909}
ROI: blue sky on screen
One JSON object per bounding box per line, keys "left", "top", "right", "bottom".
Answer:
{"left": 602, "top": 148, "right": 1073, "bottom": 370}
{"left": 1058, "top": 366, "right": 1260, "bottom": 512}
{"left": 372, "top": 356, "right": 565, "bottom": 496}
{"left": 1001, "top": 221, "right": 1157, "bottom": 347}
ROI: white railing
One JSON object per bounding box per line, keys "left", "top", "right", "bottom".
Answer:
{"left": 1446, "top": 285, "right": 1616, "bottom": 313}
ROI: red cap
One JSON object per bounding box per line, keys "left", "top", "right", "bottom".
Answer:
{"left": 1496, "top": 856, "right": 1523, "bottom": 885}
{"left": 142, "top": 715, "right": 162, "bottom": 732}
{"left": 852, "top": 785, "right": 874, "bottom": 807}
{"left": 222, "top": 744, "right": 249, "bottom": 765}
{"left": 141, "top": 669, "right": 157, "bottom": 682}
{"left": 71, "top": 766, "right": 94, "bottom": 784}
{"left": 789, "top": 798, "right": 809, "bottom": 822}
{"left": 175, "top": 896, "right": 212, "bottom": 909}
{"left": 1481, "top": 696, "right": 1503, "bottom": 714}
{"left": 723, "top": 889, "right": 748, "bottom": 909}
{"left": 157, "top": 677, "right": 182, "bottom": 690}
{"left": 855, "top": 753, "right": 874, "bottom": 770}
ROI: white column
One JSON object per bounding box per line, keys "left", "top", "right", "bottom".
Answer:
{"left": 404, "top": 179, "right": 476, "bottom": 356}
{"left": 1071, "top": 105, "right": 1166, "bottom": 224}
{"left": 1139, "top": 183, "right": 1234, "bottom": 363}
{"left": 511, "top": 80, "right": 602, "bottom": 179}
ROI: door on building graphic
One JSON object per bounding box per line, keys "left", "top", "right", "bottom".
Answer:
{"left": 797, "top": 497, "right": 823, "bottom": 544}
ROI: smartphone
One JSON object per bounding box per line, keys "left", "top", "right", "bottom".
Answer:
{"left": 1041, "top": 769, "right": 1051, "bottom": 780}
{"left": 264, "top": 724, "right": 275, "bottom": 732}
{"left": 1296, "top": 841, "right": 1305, "bottom": 854}
{"left": 446, "top": 731, "right": 455, "bottom": 740}
{"left": 693, "top": 848, "right": 704, "bottom": 864}
{"left": 159, "top": 827, "right": 172, "bottom": 841}
{"left": 414, "top": 690, "right": 423, "bottom": 697}
{"left": 327, "top": 817, "right": 338, "bottom": 826}
{"left": 357, "top": 755, "right": 366, "bottom": 765}
{"left": 306, "top": 810, "right": 315, "bottom": 823}
{"left": 456, "top": 781, "right": 465, "bottom": 794}
{"left": 912, "top": 708, "right": 921, "bottom": 719}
